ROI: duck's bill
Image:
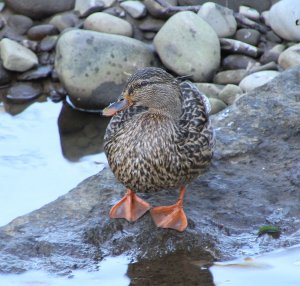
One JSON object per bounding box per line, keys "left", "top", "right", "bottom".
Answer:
{"left": 102, "top": 99, "right": 129, "bottom": 117}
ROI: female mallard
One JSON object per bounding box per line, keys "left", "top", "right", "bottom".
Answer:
{"left": 103, "top": 67, "right": 214, "bottom": 232}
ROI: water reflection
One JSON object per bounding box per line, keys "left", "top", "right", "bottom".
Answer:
{"left": 127, "top": 252, "right": 213, "bottom": 286}
{"left": 0, "top": 100, "right": 107, "bottom": 226}
{"left": 58, "top": 102, "right": 110, "bottom": 161}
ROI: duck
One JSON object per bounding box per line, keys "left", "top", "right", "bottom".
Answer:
{"left": 102, "top": 67, "right": 214, "bottom": 232}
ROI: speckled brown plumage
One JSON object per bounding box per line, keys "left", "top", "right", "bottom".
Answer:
{"left": 104, "top": 67, "right": 214, "bottom": 194}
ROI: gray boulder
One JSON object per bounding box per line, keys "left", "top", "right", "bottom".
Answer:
{"left": 55, "top": 29, "right": 159, "bottom": 108}
{"left": 5, "top": 0, "right": 75, "bottom": 20}
{"left": 0, "top": 67, "right": 299, "bottom": 274}
{"left": 154, "top": 11, "right": 220, "bottom": 82}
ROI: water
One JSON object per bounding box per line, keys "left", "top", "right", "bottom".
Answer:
{"left": 1, "top": 99, "right": 300, "bottom": 285}
{"left": 0, "top": 100, "right": 107, "bottom": 226}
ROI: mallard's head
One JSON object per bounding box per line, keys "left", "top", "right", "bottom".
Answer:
{"left": 103, "top": 67, "right": 182, "bottom": 119}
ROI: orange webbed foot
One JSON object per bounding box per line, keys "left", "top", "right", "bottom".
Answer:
{"left": 150, "top": 186, "right": 188, "bottom": 232}
{"left": 109, "top": 189, "right": 151, "bottom": 222}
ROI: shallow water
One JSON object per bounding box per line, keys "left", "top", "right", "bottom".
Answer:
{"left": 1, "top": 246, "right": 300, "bottom": 285}
{"left": 1, "top": 99, "right": 300, "bottom": 285}
{"left": 0, "top": 100, "right": 107, "bottom": 226}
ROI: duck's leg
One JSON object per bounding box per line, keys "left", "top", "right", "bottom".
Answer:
{"left": 150, "top": 186, "right": 188, "bottom": 232}
{"left": 109, "top": 189, "right": 151, "bottom": 222}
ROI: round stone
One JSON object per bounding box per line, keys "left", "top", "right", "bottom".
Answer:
{"left": 269, "top": 0, "right": 300, "bottom": 41}
{"left": 198, "top": 2, "right": 237, "bottom": 37}
{"left": 208, "top": 97, "right": 227, "bottom": 115}
{"left": 278, "top": 44, "right": 300, "bottom": 69}
{"left": 120, "top": 1, "right": 147, "bottom": 19}
{"left": 84, "top": 12, "right": 133, "bottom": 37}
{"left": 154, "top": 11, "right": 220, "bottom": 82}
{"left": 214, "top": 70, "right": 247, "bottom": 85}
{"left": 144, "top": 0, "right": 177, "bottom": 18}
{"left": 239, "top": 70, "right": 280, "bottom": 92}
{"left": 222, "top": 54, "right": 258, "bottom": 70}
{"left": 235, "top": 28, "right": 261, "bottom": 46}
{"left": 27, "top": 24, "right": 59, "bottom": 41}
{"left": 5, "top": 82, "right": 42, "bottom": 103}
{"left": 55, "top": 29, "right": 159, "bottom": 108}
{"left": 7, "top": 15, "right": 33, "bottom": 35}
{"left": 0, "top": 38, "right": 38, "bottom": 72}
{"left": 239, "top": 6, "right": 260, "bottom": 20}
{"left": 5, "top": 0, "right": 75, "bottom": 19}
{"left": 218, "top": 84, "right": 243, "bottom": 105}
{"left": 38, "top": 36, "right": 58, "bottom": 52}
{"left": 49, "top": 12, "right": 80, "bottom": 32}
{"left": 0, "top": 60, "right": 12, "bottom": 86}
{"left": 74, "top": 0, "right": 105, "bottom": 17}
{"left": 194, "top": 83, "right": 224, "bottom": 98}
{"left": 260, "top": 44, "right": 285, "bottom": 65}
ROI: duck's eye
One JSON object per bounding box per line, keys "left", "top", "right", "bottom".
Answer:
{"left": 128, "top": 86, "right": 134, "bottom": 95}
{"left": 140, "top": 81, "right": 148, "bottom": 87}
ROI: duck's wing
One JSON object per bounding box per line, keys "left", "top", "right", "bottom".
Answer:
{"left": 104, "top": 106, "right": 147, "bottom": 146}
{"left": 177, "top": 81, "right": 215, "bottom": 153}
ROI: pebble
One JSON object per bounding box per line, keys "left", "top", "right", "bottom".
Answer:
{"left": 194, "top": 83, "right": 224, "bottom": 98}
{"left": 239, "top": 70, "right": 280, "bottom": 92}
{"left": 260, "top": 44, "right": 285, "bottom": 65}
{"left": 154, "top": 11, "right": 220, "bottom": 82}
{"left": 261, "top": 11, "right": 270, "bottom": 26}
{"left": 214, "top": 69, "right": 248, "bottom": 85}
{"left": 84, "top": 12, "right": 133, "bottom": 37}
{"left": 278, "top": 44, "right": 300, "bottom": 70}
{"left": 220, "top": 38, "right": 259, "bottom": 58}
{"left": 27, "top": 24, "right": 59, "bottom": 41}
{"left": 198, "top": 2, "right": 237, "bottom": 37}
{"left": 55, "top": 29, "right": 159, "bottom": 108}
{"left": 120, "top": 1, "right": 147, "bottom": 19}
{"left": 218, "top": 84, "right": 242, "bottom": 105}
{"left": 74, "top": 0, "right": 105, "bottom": 18}
{"left": 234, "top": 28, "right": 260, "bottom": 46}
{"left": 38, "top": 36, "right": 58, "bottom": 52}
{"left": 269, "top": 0, "right": 300, "bottom": 41}
{"left": 222, "top": 54, "right": 258, "bottom": 70}
{"left": 5, "top": 82, "right": 42, "bottom": 103}
{"left": 0, "top": 38, "right": 38, "bottom": 72}
{"left": 138, "top": 18, "right": 165, "bottom": 32}
{"left": 239, "top": 6, "right": 260, "bottom": 21}
{"left": 0, "top": 60, "right": 12, "bottom": 85}
{"left": 265, "top": 31, "right": 283, "bottom": 43}
{"left": 49, "top": 12, "right": 80, "bottom": 32}
{"left": 7, "top": 14, "right": 33, "bottom": 35}
{"left": 5, "top": 0, "right": 75, "bottom": 19}
{"left": 101, "top": 0, "right": 116, "bottom": 8}
{"left": 144, "top": 0, "right": 177, "bottom": 19}
{"left": 142, "top": 31, "right": 156, "bottom": 40}
{"left": 103, "top": 7, "right": 125, "bottom": 18}
{"left": 17, "top": 65, "right": 53, "bottom": 80}
{"left": 208, "top": 97, "right": 227, "bottom": 115}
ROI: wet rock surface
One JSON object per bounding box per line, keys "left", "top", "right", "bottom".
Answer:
{"left": 0, "top": 67, "right": 300, "bottom": 274}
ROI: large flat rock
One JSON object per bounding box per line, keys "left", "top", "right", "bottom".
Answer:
{"left": 0, "top": 67, "right": 300, "bottom": 274}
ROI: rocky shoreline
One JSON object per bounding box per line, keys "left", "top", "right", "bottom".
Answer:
{"left": 1, "top": 0, "right": 300, "bottom": 276}
{"left": 0, "top": 0, "right": 299, "bottom": 113}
